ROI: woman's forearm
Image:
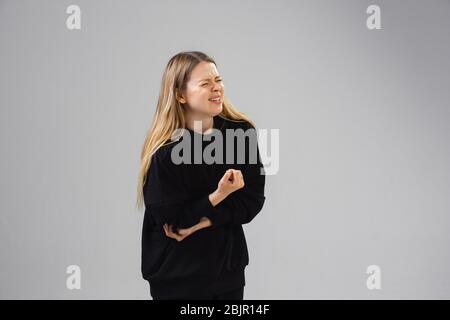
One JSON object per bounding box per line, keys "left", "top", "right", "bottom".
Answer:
{"left": 190, "top": 191, "right": 228, "bottom": 231}
{"left": 208, "top": 189, "right": 228, "bottom": 207}
{"left": 174, "top": 190, "right": 229, "bottom": 235}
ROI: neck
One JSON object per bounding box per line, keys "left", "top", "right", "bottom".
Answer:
{"left": 184, "top": 110, "right": 214, "bottom": 134}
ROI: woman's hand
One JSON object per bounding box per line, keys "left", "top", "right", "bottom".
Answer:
{"left": 163, "top": 217, "right": 212, "bottom": 242}
{"left": 208, "top": 169, "right": 245, "bottom": 207}
{"left": 217, "top": 169, "right": 245, "bottom": 196}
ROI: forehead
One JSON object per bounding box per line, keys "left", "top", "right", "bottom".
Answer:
{"left": 189, "top": 61, "right": 219, "bottom": 81}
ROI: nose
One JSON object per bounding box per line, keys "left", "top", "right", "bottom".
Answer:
{"left": 212, "top": 81, "right": 222, "bottom": 92}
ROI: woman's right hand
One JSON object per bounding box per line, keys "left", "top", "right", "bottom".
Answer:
{"left": 217, "top": 169, "right": 245, "bottom": 196}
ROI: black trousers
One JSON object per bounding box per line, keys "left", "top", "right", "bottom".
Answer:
{"left": 152, "top": 286, "right": 244, "bottom": 300}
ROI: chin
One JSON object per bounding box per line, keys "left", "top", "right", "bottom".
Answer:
{"left": 211, "top": 105, "right": 223, "bottom": 116}
{"left": 201, "top": 103, "right": 222, "bottom": 117}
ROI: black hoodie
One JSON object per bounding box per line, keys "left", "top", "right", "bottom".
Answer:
{"left": 141, "top": 115, "right": 266, "bottom": 299}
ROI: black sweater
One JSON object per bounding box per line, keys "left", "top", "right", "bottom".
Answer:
{"left": 141, "top": 115, "right": 266, "bottom": 299}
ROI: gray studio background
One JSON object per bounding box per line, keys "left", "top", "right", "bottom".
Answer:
{"left": 1, "top": 0, "right": 450, "bottom": 299}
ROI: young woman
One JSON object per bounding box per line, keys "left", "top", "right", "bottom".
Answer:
{"left": 136, "top": 51, "right": 266, "bottom": 300}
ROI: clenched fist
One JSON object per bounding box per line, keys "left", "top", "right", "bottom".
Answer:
{"left": 217, "top": 169, "right": 245, "bottom": 196}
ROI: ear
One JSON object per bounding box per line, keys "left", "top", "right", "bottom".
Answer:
{"left": 176, "top": 89, "right": 186, "bottom": 104}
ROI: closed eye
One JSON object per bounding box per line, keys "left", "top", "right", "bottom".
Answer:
{"left": 201, "top": 79, "right": 223, "bottom": 86}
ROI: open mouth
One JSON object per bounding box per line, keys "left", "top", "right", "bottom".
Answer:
{"left": 208, "top": 97, "right": 221, "bottom": 103}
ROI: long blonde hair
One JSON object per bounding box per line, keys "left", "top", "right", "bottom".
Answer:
{"left": 136, "top": 51, "right": 255, "bottom": 211}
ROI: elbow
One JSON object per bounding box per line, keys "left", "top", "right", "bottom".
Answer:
{"left": 148, "top": 207, "right": 178, "bottom": 228}
{"left": 242, "top": 196, "right": 266, "bottom": 225}
{"left": 253, "top": 195, "right": 266, "bottom": 217}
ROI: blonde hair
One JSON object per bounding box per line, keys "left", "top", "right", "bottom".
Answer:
{"left": 135, "top": 51, "right": 255, "bottom": 211}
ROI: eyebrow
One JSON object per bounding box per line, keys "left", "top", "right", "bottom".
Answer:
{"left": 197, "top": 76, "right": 221, "bottom": 83}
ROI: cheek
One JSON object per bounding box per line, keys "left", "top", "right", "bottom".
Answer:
{"left": 189, "top": 89, "right": 209, "bottom": 108}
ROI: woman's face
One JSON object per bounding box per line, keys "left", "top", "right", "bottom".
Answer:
{"left": 178, "top": 61, "right": 224, "bottom": 117}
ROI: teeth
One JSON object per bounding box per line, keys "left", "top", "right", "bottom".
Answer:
{"left": 209, "top": 98, "right": 220, "bottom": 101}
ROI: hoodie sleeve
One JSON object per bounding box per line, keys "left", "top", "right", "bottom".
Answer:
{"left": 143, "top": 146, "right": 218, "bottom": 230}
{"left": 204, "top": 125, "right": 266, "bottom": 228}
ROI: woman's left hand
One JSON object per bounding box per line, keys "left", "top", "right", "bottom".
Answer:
{"left": 163, "top": 217, "right": 212, "bottom": 242}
